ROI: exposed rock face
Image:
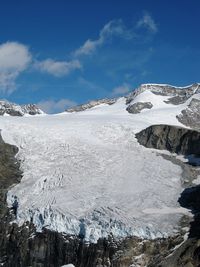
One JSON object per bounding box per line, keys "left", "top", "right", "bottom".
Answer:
{"left": 159, "top": 185, "right": 200, "bottom": 267}
{"left": 136, "top": 124, "right": 200, "bottom": 156}
{"left": 126, "top": 102, "right": 153, "bottom": 114}
{"left": 164, "top": 95, "right": 189, "bottom": 105}
{"left": 21, "top": 103, "right": 44, "bottom": 115}
{"left": 0, "top": 100, "right": 44, "bottom": 116}
{"left": 159, "top": 238, "right": 200, "bottom": 267}
{"left": 65, "top": 98, "right": 116, "bottom": 113}
{"left": 177, "top": 98, "right": 200, "bottom": 130}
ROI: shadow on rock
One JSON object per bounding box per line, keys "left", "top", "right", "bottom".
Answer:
{"left": 179, "top": 185, "right": 200, "bottom": 238}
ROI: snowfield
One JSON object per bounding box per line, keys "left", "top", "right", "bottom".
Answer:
{"left": 0, "top": 91, "right": 193, "bottom": 243}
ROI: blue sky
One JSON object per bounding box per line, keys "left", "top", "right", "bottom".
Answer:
{"left": 0, "top": 0, "right": 200, "bottom": 113}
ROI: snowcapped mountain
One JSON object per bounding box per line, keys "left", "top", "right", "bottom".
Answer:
{"left": 0, "top": 100, "right": 44, "bottom": 116}
{"left": 66, "top": 83, "right": 200, "bottom": 129}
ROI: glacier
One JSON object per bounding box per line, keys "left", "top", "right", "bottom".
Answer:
{"left": 0, "top": 89, "right": 194, "bottom": 243}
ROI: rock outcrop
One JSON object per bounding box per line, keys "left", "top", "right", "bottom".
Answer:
{"left": 177, "top": 98, "right": 200, "bottom": 130}
{"left": 159, "top": 184, "right": 200, "bottom": 267}
{"left": 126, "top": 102, "right": 153, "bottom": 114}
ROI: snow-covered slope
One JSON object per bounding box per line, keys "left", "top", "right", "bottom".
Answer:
{"left": 2, "top": 84, "right": 199, "bottom": 243}
{"left": 0, "top": 100, "right": 44, "bottom": 116}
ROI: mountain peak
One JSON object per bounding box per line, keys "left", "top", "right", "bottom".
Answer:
{"left": 126, "top": 83, "right": 200, "bottom": 105}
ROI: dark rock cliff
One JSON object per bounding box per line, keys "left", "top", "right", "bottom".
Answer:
{"left": 136, "top": 124, "right": 200, "bottom": 156}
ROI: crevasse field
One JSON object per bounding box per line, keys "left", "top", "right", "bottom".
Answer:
{"left": 1, "top": 91, "right": 192, "bottom": 243}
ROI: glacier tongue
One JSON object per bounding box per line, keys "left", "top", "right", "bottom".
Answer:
{"left": 0, "top": 96, "right": 190, "bottom": 243}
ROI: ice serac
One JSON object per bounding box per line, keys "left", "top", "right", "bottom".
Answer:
{"left": 0, "top": 100, "right": 44, "bottom": 116}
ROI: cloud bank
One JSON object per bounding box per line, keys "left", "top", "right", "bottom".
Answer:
{"left": 0, "top": 42, "right": 31, "bottom": 94}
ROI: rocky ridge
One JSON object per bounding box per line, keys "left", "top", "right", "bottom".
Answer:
{"left": 65, "top": 98, "right": 116, "bottom": 113}
{"left": 125, "top": 83, "right": 200, "bottom": 116}
{"left": 126, "top": 83, "right": 200, "bottom": 104}
{"left": 0, "top": 100, "right": 44, "bottom": 116}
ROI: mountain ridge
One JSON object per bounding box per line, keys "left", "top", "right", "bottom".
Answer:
{"left": 65, "top": 83, "right": 200, "bottom": 115}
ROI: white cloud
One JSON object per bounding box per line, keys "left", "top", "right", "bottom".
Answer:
{"left": 74, "top": 19, "right": 134, "bottom": 56}
{"left": 35, "top": 59, "right": 82, "bottom": 77}
{"left": 74, "top": 40, "right": 98, "bottom": 56}
{"left": 0, "top": 42, "right": 31, "bottom": 94}
{"left": 111, "top": 83, "right": 131, "bottom": 96}
{"left": 38, "top": 99, "right": 77, "bottom": 114}
{"left": 137, "top": 12, "right": 157, "bottom": 33}
{"left": 0, "top": 42, "right": 82, "bottom": 93}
